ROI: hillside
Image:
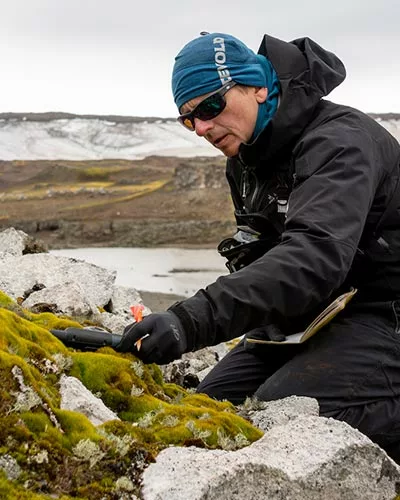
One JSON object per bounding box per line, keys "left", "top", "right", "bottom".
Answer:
{"left": 0, "top": 156, "right": 236, "bottom": 249}
{"left": 0, "top": 114, "right": 220, "bottom": 160}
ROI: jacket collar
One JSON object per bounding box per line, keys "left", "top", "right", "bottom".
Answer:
{"left": 237, "top": 35, "right": 346, "bottom": 169}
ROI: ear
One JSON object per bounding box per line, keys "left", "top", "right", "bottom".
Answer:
{"left": 255, "top": 86, "right": 268, "bottom": 104}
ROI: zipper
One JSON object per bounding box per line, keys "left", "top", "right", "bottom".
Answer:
{"left": 239, "top": 155, "right": 291, "bottom": 214}
{"left": 240, "top": 166, "right": 262, "bottom": 213}
{"left": 241, "top": 167, "right": 248, "bottom": 206}
{"left": 249, "top": 172, "right": 260, "bottom": 211}
{"left": 238, "top": 152, "right": 261, "bottom": 213}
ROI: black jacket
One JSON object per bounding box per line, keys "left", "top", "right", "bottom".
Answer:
{"left": 170, "top": 35, "right": 400, "bottom": 351}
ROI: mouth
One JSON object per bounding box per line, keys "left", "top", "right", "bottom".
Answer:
{"left": 213, "top": 134, "right": 229, "bottom": 147}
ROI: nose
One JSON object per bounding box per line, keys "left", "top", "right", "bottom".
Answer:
{"left": 194, "top": 118, "right": 214, "bottom": 137}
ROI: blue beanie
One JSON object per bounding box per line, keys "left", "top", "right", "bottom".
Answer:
{"left": 171, "top": 32, "right": 280, "bottom": 140}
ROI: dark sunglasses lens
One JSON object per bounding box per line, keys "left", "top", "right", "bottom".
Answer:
{"left": 196, "top": 94, "right": 225, "bottom": 120}
{"left": 177, "top": 85, "right": 230, "bottom": 131}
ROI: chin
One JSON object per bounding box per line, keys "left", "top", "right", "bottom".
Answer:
{"left": 219, "top": 142, "right": 240, "bottom": 158}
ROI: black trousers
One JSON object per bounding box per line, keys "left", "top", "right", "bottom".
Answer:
{"left": 197, "top": 300, "right": 400, "bottom": 463}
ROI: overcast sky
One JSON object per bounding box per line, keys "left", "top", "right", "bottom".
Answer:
{"left": 1, "top": 0, "right": 399, "bottom": 117}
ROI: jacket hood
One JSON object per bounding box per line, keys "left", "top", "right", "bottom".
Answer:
{"left": 238, "top": 35, "right": 346, "bottom": 167}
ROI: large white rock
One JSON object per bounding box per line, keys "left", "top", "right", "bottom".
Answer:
{"left": 0, "top": 229, "right": 150, "bottom": 334}
{"left": 0, "top": 253, "right": 116, "bottom": 307}
{"left": 22, "top": 281, "right": 98, "bottom": 317}
{"left": 0, "top": 227, "right": 30, "bottom": 257}
{"left": 0, "top": 227, "right": 46, "bottom": 257}
{"left": 246, "top": 395, "right": 320, "bottom": 432}
{"left": 59, "top": 375, "right": 119, "bottom": 425}
{"left": 141, "top": 415, "right": 400, "bottom": 500}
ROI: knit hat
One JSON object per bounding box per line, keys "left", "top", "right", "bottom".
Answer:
{"left": 172, "top": 32, "right": 274, "bottom": 109}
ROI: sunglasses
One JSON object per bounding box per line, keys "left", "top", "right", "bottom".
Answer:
{"left": 177, "top": 81, "right": 237, "bottom": 131}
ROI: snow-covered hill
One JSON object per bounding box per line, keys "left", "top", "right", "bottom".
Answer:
{"left": 0, "top": 113, "right": 398, "bottom": 161}
{"left": 0, "top": 116, "right": 219, "bottom": 160}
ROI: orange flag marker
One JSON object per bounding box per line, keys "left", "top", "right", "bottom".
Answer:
{"left": 130, "top": 304, "right": 146, "bottom": 351}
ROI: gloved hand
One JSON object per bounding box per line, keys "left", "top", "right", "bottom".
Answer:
{"left": 115, "top": 311, "right": 187, "bottom": 364}
{"left": 244, "top": 323, "right": 286, "bottom": 352}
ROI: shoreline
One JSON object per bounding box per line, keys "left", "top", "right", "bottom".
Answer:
{"left": 48, "top": 246, "right": 226, "bottom": 309}
{"left": 48, "top": 242, "right": 219, "bottom": 251}
{"left": 138, "top": 290, "right": 186, "bottom": 313}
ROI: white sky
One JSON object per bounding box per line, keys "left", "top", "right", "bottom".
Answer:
{"left": 0, "top": 0, "right": 399, "bottom": 117}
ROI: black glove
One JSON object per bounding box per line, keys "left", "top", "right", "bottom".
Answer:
{"left": 115, "top": 312, "right": 187, "bottom": 364}
{"left": 244, "top": 323, "right": 286, "bottom": 352}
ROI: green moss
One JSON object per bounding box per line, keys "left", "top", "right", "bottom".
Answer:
{"left": 69, "top": 351, "right": 172, "bottom": 421}
{"left": 0, "top": 414, "right": 33, "bottom": 449}
{"left": 0, "top": 309, "right": 66, "bottom": 357}
{"left": 162, "top": 382, "right": 188, "bottom": 400}
{"left": 0, "top": 291, "right": 14, "bottom": 307}
{"left": 21, "top": 412, "right": 53, "bottom": 435}
{"left": 148, "top": 399, "right": 263, "bottom": 448}
{"left": 0, "top": 294, "right": 263, "bottom": 498}
{"left": 55, "top": 410, "right": 102, "bottom": 448}
{"left": 182, "top": 393, "right": 236, "bottom": 412}
{"left": 0, "top": 471, "right": 76, "bottom": 499}
{"left": 28, "top": 311, "right": 82, "bottom": 332}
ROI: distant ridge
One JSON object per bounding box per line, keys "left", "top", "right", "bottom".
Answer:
{"left": 1, "top": 111, "right": 399, "bottom": 123}
{"left": 0, "top": 112, "right": 398, "bottom": 161}
{"left": 368, "top": 113, "right": 400, "bottom": 121}
{"left": 0, "top": 112, "right": 174, "bottom": 123}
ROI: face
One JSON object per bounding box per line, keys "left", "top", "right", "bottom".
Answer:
{"left": 180, "top": 85, "right": 268, "bottom": 157}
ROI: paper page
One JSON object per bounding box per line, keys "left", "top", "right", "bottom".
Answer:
{"left": 245, "top": 288, "right": 357, "bottom": 346}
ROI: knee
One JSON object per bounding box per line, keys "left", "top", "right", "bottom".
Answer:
{"left": 196, "top": 379, "right": 247, "bottom": 405}
{"left": 196, "top": 379, "right": 227, "bottom": 402}
{"left": 196, "top": 379, "right": 220, "bottom": 399}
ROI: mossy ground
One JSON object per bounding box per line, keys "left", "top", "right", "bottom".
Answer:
{"left": 0, "top": 291, "right": 263, "bottom": 498}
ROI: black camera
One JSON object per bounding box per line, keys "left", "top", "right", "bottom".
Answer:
{"left": 218, "top": 227, "right": 279, "bottom": 273}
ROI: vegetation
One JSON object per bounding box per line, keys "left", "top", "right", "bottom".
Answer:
{"left": 0, "top": 291, "right": 262, "bottom": 498}
{"left": 0, "top": 156, "right": 234, "bottom": 248}
{"left": 59, "top": 179, "right": 169, "bottom": 212}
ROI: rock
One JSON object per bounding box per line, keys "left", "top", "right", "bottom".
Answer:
{"left": 0, "top": 454, "right": 22, "bottom": 480}
{"left": 0, "top": 227, "right": 47, "bottom": 257}
{"left": 241, "top": 395, "right": 320, "bottom": 432}
{"left": 160, "top": 358, "right": 201, "bottom": 389}
{"left": 0, "top": 228, "right": 152, "bottom": 335}
{"left": 0, "top": 228, "right": 26, "bottom": 257}
{"left": 95, "top": 285, "right": 153, "bottom": 334}
{"left": 59, "top": 375, "right": 120, "bottom": 425}
{"left": 0, "top": 253, "right": 116, "bottom": 307}
{"left": 22, "top": 282, "right": 97, "bottom": 318}
{"left": 161, "top": 344, "right": 230, "bottom": 387}
{"left": 161, "top": 348, "right": 218, "bottom": 388}
{"left": 141, "top": 414, "right": 400, "bottom": 500}
{"left": 96, "top": 311, "right": 128, "bottom": 335}
{"left": 173, "top": 162, "right": 226, "bottom": 190}
{"left": 109, "top": 286, "right": 151, "bottom": 317}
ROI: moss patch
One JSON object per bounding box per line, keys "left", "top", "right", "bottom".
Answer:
{"left": 0, "top": 293, "right": 263, "bottom": 498}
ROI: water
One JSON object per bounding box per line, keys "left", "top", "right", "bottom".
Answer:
{"left": 50, "top": 247, "right": 228, "bottom": 297}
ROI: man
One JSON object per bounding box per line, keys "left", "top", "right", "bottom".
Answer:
{"left": 116, "top": 32, "right": 400, "bottom": 462}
